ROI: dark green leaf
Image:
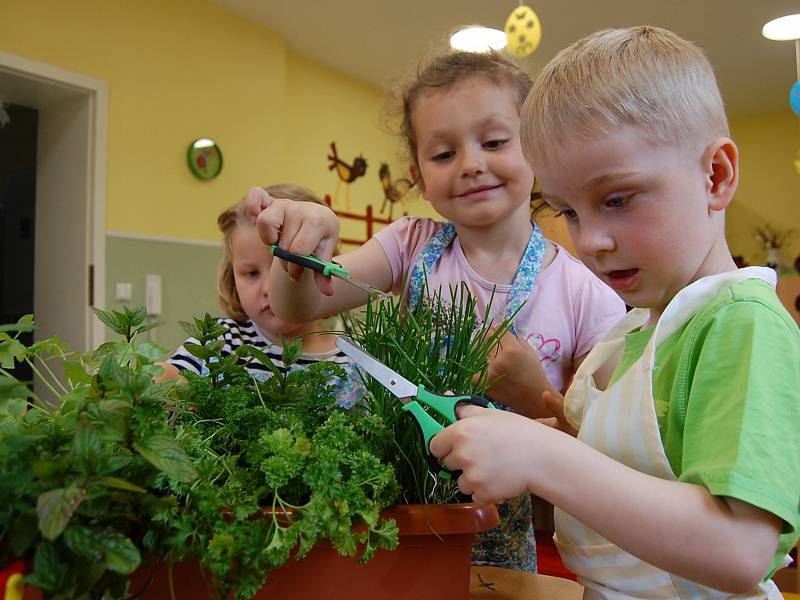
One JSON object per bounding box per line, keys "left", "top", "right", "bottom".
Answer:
{"left": 96, "top": 476, "right": 147, "bottom": 493}
{"left": 64, "top": 524, "right": 103, "bottom": 561}
{"left": 9, "top": 511, "right": 39, "bottom": 556}
{"left": 132, "top": 320, "right": 163, "bottom": 337}
{"left": 99, "top": 529, "right": 141, "bottom": 574}
{"left": 134, "top": 340, "right": 168, "bottom": 363}
{"left": 0, "top": 375, "right": 32, "bottom": 400}
{"left": 178, "top": 319, "right": 199, "bottom": 338}
{"left": 133, "top": 433, "right": 198, "bottom": 483}
{"left": 26, "top": 541, "right": 66, "bottom": 591}
{"left": 64, "top": 359, "right": 92, "bottom": 386}
{"left": 93, "top": 307, "right": 125, "bottom": 336}
{"left": 0, "top": 334, "right": 27, "bottom": 368}
{"left": 74, "top": 420, "right": 102, "bottom": 475}
{"left": 0, "top": 314, "right": 35, "bottom": 333}
{"left": 183, "top": 342, "right": 213, "bottom": 360}
{"left": 37, "top": 486, "right": 87, "bottom": 540}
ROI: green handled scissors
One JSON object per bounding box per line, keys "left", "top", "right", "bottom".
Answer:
{"left": 335, "top": 336, "right": 495, "bottom": 480}
{"left": 270, "top": 245, "right": 391, "bottom": 299}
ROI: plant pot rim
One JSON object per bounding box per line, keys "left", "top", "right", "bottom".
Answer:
{"left": 249, "top": 501, "right": 499, "bottom": 536}
{"left": 382, "top": 502, "right": 500, "bottom": 535}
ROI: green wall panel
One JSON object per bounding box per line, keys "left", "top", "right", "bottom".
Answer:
{"left": 105, "top": 236, "right": 221, "bottom": 353}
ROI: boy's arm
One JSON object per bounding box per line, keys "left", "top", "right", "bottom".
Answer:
{"left": 431, "top": 408, "right": 782, "bottom": 593}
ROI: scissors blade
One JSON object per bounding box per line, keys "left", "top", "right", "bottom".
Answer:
{"left": 338, "top": 276, "right": 392, "bottom": 299}
{"left": 335, "top": 336, "right": 418, "bottom": 401}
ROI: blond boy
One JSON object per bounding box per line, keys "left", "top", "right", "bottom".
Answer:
{"left": 430, "top": 26, "right": 800, "bottom": 597}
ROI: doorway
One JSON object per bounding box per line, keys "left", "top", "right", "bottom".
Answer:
{"left": 0, "top": 103, "right": 37, "bottom": 383}
{"left": 0, "top": 51, "right": 107, "bottom": 360}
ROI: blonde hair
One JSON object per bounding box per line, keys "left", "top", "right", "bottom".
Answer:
{"left": 521, "top": 26, "right": 729, "bottom": 165}
{"left": 392, "top": 50, "right": 533, "bottom": 167}
{"left": 217, "top": 184, "right": 325, "bottom": 320}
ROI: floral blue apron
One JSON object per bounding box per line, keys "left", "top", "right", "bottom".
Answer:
{"left": 407, "top": 220, "right": 547, "bottom": 572}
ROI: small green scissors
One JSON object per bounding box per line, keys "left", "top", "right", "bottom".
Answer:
{"left": 270, "top": 245, "right": 391, "bottom": 299}
{"left": 335, "top": 336, "right": 495, "bottom": 480}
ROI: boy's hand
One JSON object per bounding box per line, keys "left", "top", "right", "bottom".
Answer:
{"left": 244, "top": 186, "right": 340, "bottom": 295}
{"left": 475, "top": 330, "right": 558, "bottom": 419}
{"left": 430, "top": 405, "right": 545, "bottom": 505}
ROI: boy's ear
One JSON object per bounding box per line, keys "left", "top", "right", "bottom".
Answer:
{"left": 703, "top": 137, "right": 738, "bottom": 212}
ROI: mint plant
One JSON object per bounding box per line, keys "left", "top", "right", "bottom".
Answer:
{"left": 1, "top": 308, "right": 400, "bottom": 600}
{"left": 0, "top": 307, "right": 197, "bottom": 599}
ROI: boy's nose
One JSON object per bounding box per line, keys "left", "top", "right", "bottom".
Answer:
{"left": 575, "top": 224, "right": 615, "bottom": 257}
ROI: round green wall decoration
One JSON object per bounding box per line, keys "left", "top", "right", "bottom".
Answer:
{"left": 187, "top": 138, "right": 223, "bottom": 180}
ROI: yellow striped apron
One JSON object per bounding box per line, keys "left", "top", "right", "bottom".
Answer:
{"left": 555, "top": 267, "right": 786, "bottom": 599}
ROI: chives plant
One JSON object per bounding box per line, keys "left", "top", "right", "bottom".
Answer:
{"left": 342, "top": 282, "right": 514, "bottom": 504}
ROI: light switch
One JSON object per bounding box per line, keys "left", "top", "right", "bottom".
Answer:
{"left": 144, "top": 274, "right": 162, "bottom": 316}
{"left": 115, "top": 282, "right": 133, "bottom": 301}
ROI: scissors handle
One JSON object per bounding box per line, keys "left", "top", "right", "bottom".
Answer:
{"left": 402, "top": 387, "right": 494, "bottom": 480}
{"left": 270, "top": 245, "right": 349, "bottom": 278}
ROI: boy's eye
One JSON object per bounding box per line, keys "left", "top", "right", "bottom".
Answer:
{"left": 556, "top": 208, "right": 578, "bottom": 220}
{"left": 483, "top": 138, "right": 509, "bottom": 150}
{"left": 605, "top": 195, "right": 629, "bottom": 208}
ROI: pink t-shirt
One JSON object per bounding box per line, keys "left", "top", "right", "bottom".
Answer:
{"left": 374, "top": 217, "right": 626, "bottom": 392}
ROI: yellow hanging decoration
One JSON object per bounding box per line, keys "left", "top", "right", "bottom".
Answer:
{"left": 504, "top": 5, "right": 541, "bottom": 58}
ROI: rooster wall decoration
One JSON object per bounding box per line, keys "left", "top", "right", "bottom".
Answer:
{"left": 378, "top": 163, "right": 413, "bottom": 220}
{"left": 327, "top": 142, "right": 367, "bottom": 209}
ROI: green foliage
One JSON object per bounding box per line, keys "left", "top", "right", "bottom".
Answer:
{"left": 170, "top": 317, "right": 399, "bottom": 599}
{"left": 0, "top": 309, "right": 399, "bottom": 600}
{"left": 343, "top": 283, "right": 512, "bottom": 504}
{"left": 0, "top": 309, "right": 193, "bottom": 599}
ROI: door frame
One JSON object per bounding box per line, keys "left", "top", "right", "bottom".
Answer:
{"left": 0, "top": 51, "right": 107, "bottom": 350}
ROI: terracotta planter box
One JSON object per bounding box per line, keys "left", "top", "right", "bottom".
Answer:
{"left": 130, "top": 502, "right": 499, "bottom": 600}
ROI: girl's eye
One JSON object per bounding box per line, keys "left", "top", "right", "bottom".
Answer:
{"left": 245, "top": 270, "right": 259, "bottom": 278}
{"left": 483, "top": 138, "right": 509, "bottom": 150}
{"left": 431, "top": 150, "right": 454, "bottom": 162}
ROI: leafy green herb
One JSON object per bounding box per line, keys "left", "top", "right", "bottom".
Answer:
{"left": 1, "top": 309, "right": 401, "bottom": 600}
{"left": 0, "top": 309, "right": 195, "bottom": 599}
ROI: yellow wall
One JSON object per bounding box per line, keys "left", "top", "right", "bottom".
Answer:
{"left": 3, "top": 0, "right": 796, "bottom": 269}
{"left": 729, "top": 110, "right": 800, "bottom": 271}
{"left": 2, "top": 0, "right": 290, "bottom": 240}
{"left": 0, "top": 0, "right": 437, "bottom": 245}
{"left": 283, "top": 51, "right": 436, "bottom": 246}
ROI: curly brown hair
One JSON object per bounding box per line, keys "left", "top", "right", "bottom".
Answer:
{"left": 217, "top": 185, "right": 325, "bottom": 320}
{"left": 393, "top": 50, "right": 532, "bottom": 169}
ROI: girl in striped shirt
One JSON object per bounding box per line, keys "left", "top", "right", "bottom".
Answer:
{"left": 161, "top": 184, "right": 363, "bottom": 407}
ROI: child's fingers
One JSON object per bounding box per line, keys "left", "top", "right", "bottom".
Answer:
{"left": 255, "top": 200, "right": 285, "bottom": 245}
{"left": 542, "top": 391, "right": 577, "bottom": 436}
{"left": 455, "top": 403, "right": 488, "bottom": 419}
{"left": 428, "top": 427, "right": 455, "bottom": 460}
{"left": 244, "top": 187, "right": 274, "bottom": 222}
{"left": 313, "top": 272, "right": 335, "bottom": 296}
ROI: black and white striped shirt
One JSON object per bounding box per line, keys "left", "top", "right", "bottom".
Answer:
{"left": 168, "top": 318, "right": 364, "bottom": 407}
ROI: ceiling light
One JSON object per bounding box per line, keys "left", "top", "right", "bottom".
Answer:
{"left": 450, "top": 27, "right": 507, "bottom": 53}
{"left": 762, "top": 14, "right": 800, "bottom": 41}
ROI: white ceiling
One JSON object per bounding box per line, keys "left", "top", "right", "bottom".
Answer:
{"left": 212, "top": 0, "right": 800, "bottom": 118}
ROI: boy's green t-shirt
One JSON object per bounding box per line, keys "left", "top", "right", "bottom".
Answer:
{"left": 608, "top": 278, "right": 800, "bottom": 577}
